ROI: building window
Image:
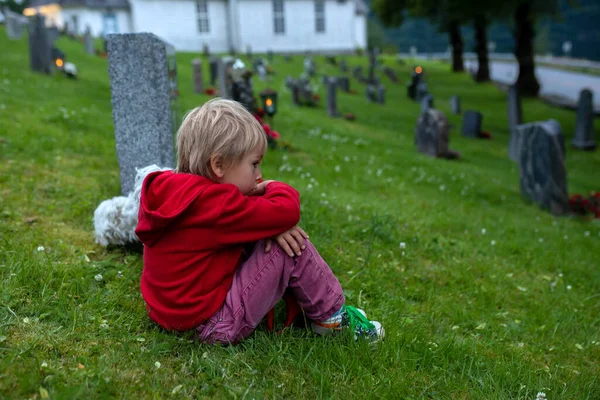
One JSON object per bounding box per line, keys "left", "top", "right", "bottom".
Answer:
{"left": 196, "top": 0, "right": 209, "bottom": 33}
{"left": 273, "top": 0, "right": 285, "bottom": 34}
{"left": 315, "top": 0, "right": 325, "bottom": 33}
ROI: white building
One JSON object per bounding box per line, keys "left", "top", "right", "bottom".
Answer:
{"left": 25, "top": 0, "right": 368, "bottom": 53}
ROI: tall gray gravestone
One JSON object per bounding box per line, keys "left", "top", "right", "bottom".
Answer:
{"left": 5, "top": 9, "right": 26, "bottom": 39}
{"left": 421, "top": 95, "right": 434, "bottom": 113}
{"left": 366, "top": 85, "right": 377, "bottom": 102}
{"left": 84, "top": 26, "right": 95, "bottom": 55}
{"left": 450, "top": 95, "right": 461, "bottom": 115}
{"left": 572, "top": 89, "right": 596, "bottom": 150}
{"left": 192, "top": 58, "right": 204, "bottom": 93}
{"left": 28, "top": 15, "right": 52, "bottom": 74}
{"left": 326, "top": 78, "right": 339, "bottom": 117}
{"left": 107, "top": 33, "right": 179, "bottom": 196}
{"left": 507, "top": 86, "right": 524, "bottom": 161}
{"left": 461, "top": 110, "right": 483, "bottom": 138}
{"left": 518, "top": 120, "right": 569, "bottom": 216}
{"left": 218, "top": 57, "right": 235, "bottom": 99}
{"left": 415, "top": 109, "right": 458, "bottom": 159}
{"left": 47, "top": 27, "right": 60, "bottom": 45}
{"left": 376, "top": 84, "right": 385, "bottom": 104}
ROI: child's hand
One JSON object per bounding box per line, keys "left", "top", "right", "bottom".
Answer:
{"left": 265, "top": 225, "right": 309, "bottom": 257}
{"left": 249, "top": 180, "right": 276, "bottom": 196}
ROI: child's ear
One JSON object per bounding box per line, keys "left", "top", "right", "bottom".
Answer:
{"left": 210, "top": 155, "right": 225, "bottom": 179}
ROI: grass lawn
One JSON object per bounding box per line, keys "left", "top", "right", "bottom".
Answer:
{"left": 1, "top": 27, "right": 599, "bottom": 399}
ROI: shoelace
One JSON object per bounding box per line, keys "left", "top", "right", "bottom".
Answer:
{"left": 343, "top": 305, "right": 376, "bottom": 334}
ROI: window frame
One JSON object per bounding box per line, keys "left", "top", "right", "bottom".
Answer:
{"left": 196, "top": 0, "right": 210, "bottom": 34}
{"left": 273, "top": 0, "right": 285, "bottom": 35}
{"left": 315, "top": 0, "right": 325, "bottom": 33}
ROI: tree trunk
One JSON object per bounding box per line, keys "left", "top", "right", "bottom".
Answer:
{"left": 448, "top": 21, "right": 464, "bottom": 72}
{"left": 474, "top": 15, "right": 490, "bottom": 82}
{"left": 514, "top": 2, "right": 540, "bottom": 97}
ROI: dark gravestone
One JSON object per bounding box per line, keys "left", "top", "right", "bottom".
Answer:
{"left": 321, "top": 75, "right": 329, "bottom": 85}
{"left": 209, "top": 57, "right": 218, "bottom": 86}
{"left": 284, "top": 54, "right": 292, "bottom": 63}
{"left": 337, "top": 76, "right": 350, "bottom": 92}
{"left": 107, "top": 33, "right": 178, "bottom": 196}
{"left": 416, "top": 82, "right": 428, "bottom": 101}
{"left": 84, "top": 26, "right": 95, "bottom": 55}
{"left": 366, "top": 85, "right": 377, "bottom": 102}
{"left": 450, "top": 95, "right": 461, "bottom": 115}
{"left": 303, "top": 57, "right": 316, "bottom": 77}
{"left": 246, "top": 45, "right": 252, "bottom": 59}
{"left": 461, "top": 110, "right": 483, "bottom": 138}
{"left": 192, "top": 58, "right": 204, "bottom": 93}
{"left": 518, "top": 120, "right": 569, "bottom": 215}
{"left": 353, "top": 66, "right": 364, "bottom": 83}
{"left": 421, "top": 95, "right": 434, "bottom": 113}
{"left": 415, "top": 109, "right": 458, "bottom": 159}
{"left": 368, "top": 52, "right": 376, "bottom": 84}
{"left": 298, "top": 78, "right": 315, "bottom": 106}
{"left": 572, "top": 89, "right": 596, "bottom": 150}
{"left": 507, "top": 86, "right": 524, "bottom": 161}
{"left": 47, "top": 27, "right": 60, "bottom": 45}
{"left": 28, "top": 15, "right": 52, "bottom": 74}
{"left": 290, "top": 81, "right": 300, "bottom": 106}
{"left": 203, "top": 43, "right": 210, "bottom": 57}
{"left": 267, "top": 50, "right": 274, "bottom": 61}
{"left": 326, "top": 78, "right": 339, "bottom": 117}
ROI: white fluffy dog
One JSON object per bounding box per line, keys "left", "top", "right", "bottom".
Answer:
{"left": 93, "top": 165, "right": 172, "bottom": 246}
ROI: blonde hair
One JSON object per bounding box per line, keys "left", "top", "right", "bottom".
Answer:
{"left": 175, "top": 98, "right": 267, "bottom": 178}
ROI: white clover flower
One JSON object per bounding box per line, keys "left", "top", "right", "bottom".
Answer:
{"left": 584, "top": 231, "right": 590, "bottom": 237}
{"left": 41, "top": 361, "right": 48, "bottom": 368}
{"left": 345, "top": 204, "right": 352, "bottom": 211}
{"left": 567, "top": 285, "right": 572, "bottom": 290}
{"left": 94, "top": 274, "right": 103, "bottom": 282}
{"left": 558, "top": 272, "right": 563, "bottom": 278}
{"left": 307, "top": 184, "right": 313, "bottom": 190}
{"left": 439, "top": 185, "right": 445, "bottom": 191}
{"left": 376, "top": 169, "right": 383, "bottom": 177}
{"left": 116, "top": 271, "right": 123, "bottom": 278}
{"left": 344, "top": 156, "right": 350, "bottom": 162}
{"left": 491, "top": 240, "right": 496, "bottom": 246}
{"left": 536, "top": 391, "right": 547, "bottom": 400}
{"left": 36, "top": 246, "right": 45, "bottom": 252}
{"left": 538, "top": 238, "right": 544, "bottom": 243}
{"left": 155, "top": 361, "right": 161, "bottom": 369}
{"left": 399, "top": 242, "right": 406, "bottom": 249}
{"left": 481, "top": 228, "right": 486, "bottom": 235}
{"left": 564, "top": 235, "right": 568, "bottom": 239}
{"left": 334, "top": 165, "right": 340, "bottom": 172}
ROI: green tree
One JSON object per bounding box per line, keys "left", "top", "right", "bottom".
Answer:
{"left": 0, "top": 0, "right": 30, "bottom": 14}
{"left": 373, "top": 0, "right": 466, "bottom": 72}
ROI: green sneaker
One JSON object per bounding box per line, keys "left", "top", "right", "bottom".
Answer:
{"left": 312, "top": 305, "right": 385, "bottom": 341}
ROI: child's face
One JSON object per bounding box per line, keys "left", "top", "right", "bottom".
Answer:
{"left": 221, "top": 145, "right": 264, "bottom": 195}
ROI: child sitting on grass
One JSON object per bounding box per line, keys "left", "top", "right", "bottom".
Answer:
{"left": 135, "top": 98, "right": 384, "bottom": 344}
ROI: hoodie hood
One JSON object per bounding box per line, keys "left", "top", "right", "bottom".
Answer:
{"left": 135, "top": 171, "right": 213, "bottom": 246}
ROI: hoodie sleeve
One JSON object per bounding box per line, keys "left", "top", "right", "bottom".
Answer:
{"left": 200, "top": 182, "right": 301, "bottom": 247}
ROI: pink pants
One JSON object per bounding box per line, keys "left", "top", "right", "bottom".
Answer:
{"left": 196, "top": 239, "right": 345, "bottom": 344}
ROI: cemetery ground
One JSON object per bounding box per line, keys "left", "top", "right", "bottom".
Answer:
{"left": 1, "top": 29, "right": 599, "bottom": 399}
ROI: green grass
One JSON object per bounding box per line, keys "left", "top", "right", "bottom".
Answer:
{"left": 1, "top": 27, "right": 599, "bottom": 399}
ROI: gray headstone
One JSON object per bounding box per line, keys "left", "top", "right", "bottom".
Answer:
{"left": 518, "top": 120, "right": 569, "bottom": 215}
{"left": 415, "top": 109, "right": 452, "bottom": 158}
{"left": 290, "top": 81, "right": 300, "bottom": 106}
{"left": 507, "top": 86, "right": 524, "bottom": 161}
{"left": 368, "top": 52, "right": 376, "bottom": 84}
{"left": 209, "top": 57, "right": 218, "bottom": 86}
{"left": 218, "top": 56, "right": 235, "bottom": 99}
{"left": 353, "top": 66, "right": 364, "bottom": 82}
{"left": 203, "top": 43, "right": 210, "bottom": 57}
{"left": 5, "top": 9, "right": 26, "bottom": 39}
{"left": 28, "top": 15, "right": 52, "bottom": 74}
{"left": 461, "top": 110, "right": 483, "bottom": 138}
{"left": 366, "top": 85, "right": 377, "bottom": 102}
{"left": 383, "top": 67, "right": 398, "bottom": 83}
{"left": 421, "top": 95, "right": 434, "bottom": 113}
{"left": 84, "top": 26, "right": 95, "bottom": 55}
{"left": 192, "top": 58, "right": 204, "bottom": 93}
{"left": 572, "top": 89, "right": 596, "bottom": 150}
{"left": 340, "top": 59, "right": 348, "bottom": 73}
{"left": 450, "top": 95, "right": 461, "bottom": 115}
{"left": 107, "top": 33, "right": 179, "bottom": 196}
{"left": 326, "top": 78, "right": 339, "bottom": 117}
{"left": 246, "top": 45, "right": 252, "bottom": 59}
{"left": 416, "top": 82, "right": 428, "bottom": 101}
{"left": 376, "top": 84, "right": 385, "bottom": 104}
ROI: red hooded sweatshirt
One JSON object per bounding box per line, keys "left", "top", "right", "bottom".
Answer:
{"left": 135, "top": 170, "right": 301, "bottom": 331}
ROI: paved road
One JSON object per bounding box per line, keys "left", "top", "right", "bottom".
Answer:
{"left": 464, "top": 60, "right": 600, "bottom": 111}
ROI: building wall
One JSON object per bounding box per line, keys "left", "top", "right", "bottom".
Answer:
{"left": 236, "top": 0, "right": 360, "bottom": 53}
{"left": 353, "top": 13, "right": 366, "bottom": 50}
{"left": 61, "top": 8, "right": 132, "bottom": 36}
{"left": 129, "top": 0, "right": 229, "bottom": 52}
